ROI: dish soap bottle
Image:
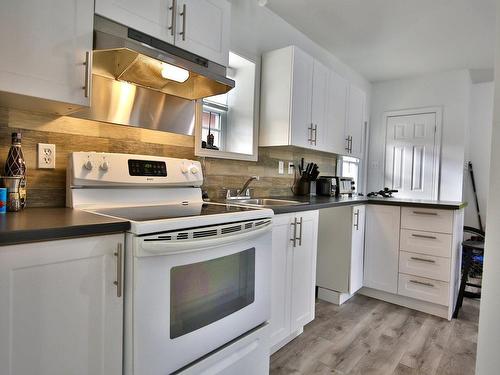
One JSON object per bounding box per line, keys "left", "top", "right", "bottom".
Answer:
{"left": 4, "top": 132, "right": 26, "bottom": 177}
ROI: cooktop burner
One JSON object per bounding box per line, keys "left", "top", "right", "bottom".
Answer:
{"left": 92, "top": 202, "right": 257, "bottom": 222}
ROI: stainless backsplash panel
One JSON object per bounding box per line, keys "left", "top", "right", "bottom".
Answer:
{"left": 71, "top": 75, "right": 195, "bottom": 136}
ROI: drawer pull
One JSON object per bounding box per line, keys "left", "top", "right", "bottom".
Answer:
{"left": 409, "top": 279, "right": 434, "bottom": 288}
{"left": 411, "top": 234, "right": 437, "bottom": 240}
{"left": 412, "top": 211, "right": 438, "bottom": 216}
{"left": 410, "top": 256, "right": 436, "bottom": 263}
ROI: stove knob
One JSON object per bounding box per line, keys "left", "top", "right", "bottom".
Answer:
{"left": 181, "top": 165, "right": 189, "bottom": 174}
{"left": 190, "top": 166, "right": 199, "bottom": 175}
{"left": 83, "top": 160, "right": 93, "bottom": 170}
{"left": 100, "top": 161, "right": 109, "bottom": 172}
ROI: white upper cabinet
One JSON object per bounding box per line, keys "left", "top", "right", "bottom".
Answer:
{"left": 175, "top": 0, "right": 231, "bottom": 66}
{"left": 325, "top": 69, "right": 349, "bottom": 155}
{"left": 345, "top": 84, "right": 367, "bottom": 158}
{"left": 260, "top": 46, "right": 324, "bottom": 151}
{"left": 95, "top": 0, "right": 230, "bottom": 66}
{"left": 95, "top": 0, "right": 175, "bottom": 45}
{"left": 260, "top": 45, "right": 368, "bottom": 155}
{"left": 0, "top": 0, "right": 94, "bottom": 114}
{"left": 311, "top": 60, "right": 329, "bottom": 152}
{"left": 289, "top": 47, "right": 314, "bottom": 149}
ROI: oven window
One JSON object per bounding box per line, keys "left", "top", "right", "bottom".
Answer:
{"left": 170, "top": 248, "right": 256, "bottom": 339}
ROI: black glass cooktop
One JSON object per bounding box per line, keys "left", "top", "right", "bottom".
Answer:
{"left": 92, "top": 202, "right": 257, "bottom": 222}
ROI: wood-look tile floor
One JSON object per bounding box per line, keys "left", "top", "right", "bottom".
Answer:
{"left": 270, "top": 295, "right": 479, "bottom": 375}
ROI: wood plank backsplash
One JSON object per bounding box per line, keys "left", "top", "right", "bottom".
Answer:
{"left": 0, "top": 107, "right": 336, "bottom": 207}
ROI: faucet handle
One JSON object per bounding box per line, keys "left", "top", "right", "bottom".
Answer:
{"left": 224, "top": 188, "right": 238, "bottom": 199}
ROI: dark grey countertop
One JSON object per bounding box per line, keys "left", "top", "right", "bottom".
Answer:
{"left": 1, "top": 197, "right": 466, "bottom": 246}
{"left": 0, "top": 208, "right": 130, "bottom": 246}
{"left": 264, "top": 195, "right": 467, "bottom": 215}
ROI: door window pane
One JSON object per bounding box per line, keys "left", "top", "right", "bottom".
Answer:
{"left": 170, "top": 248, "right": 255, "bottom": 339}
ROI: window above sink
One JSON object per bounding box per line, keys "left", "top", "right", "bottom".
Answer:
{"left": 195, "top": 51, "right": 258, "bottom": 161}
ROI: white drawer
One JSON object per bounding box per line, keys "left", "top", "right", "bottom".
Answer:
{"left": 400, "top": 229, "right": 452, "bottom": 258}
{"left": 398, "top": 273, "right": 449, "bottom": 306}
{"left": 399, "top": 251, "right": 451, "bottom": 282}
{"left": 401, "top": 207, "right": 453, "bottom": 234}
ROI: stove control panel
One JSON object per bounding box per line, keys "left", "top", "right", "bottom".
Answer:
{"left": 68, "top": 152, "right": 203, "bottom": 187}
{"left": 128, "top": 159, "right": 167, "bottom": 177}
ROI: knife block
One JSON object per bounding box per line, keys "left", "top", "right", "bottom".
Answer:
{"left": 293, "top": 177, "right": 310, "bottom": 196}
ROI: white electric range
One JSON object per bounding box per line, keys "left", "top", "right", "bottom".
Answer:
{"left": 67, "top": 152, "right": 273, "bottom": 375}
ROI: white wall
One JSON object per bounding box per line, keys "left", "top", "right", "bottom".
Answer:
{"left": 464, "top": 82, "right": 494, "bottom": 228}
{"left": 229, "top": 0, "right": 370, "bottom": 93}
{"left": 229, "top": 0, "right": 371, "bottom": 127}
{"left": 476, "top": 2, "right": 500, "bottom": 373}
{"left": 367, "top": 70, "right": 472, "bottom": 201}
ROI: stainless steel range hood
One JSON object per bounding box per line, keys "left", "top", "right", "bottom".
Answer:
{"left": 71, "top": 16, "right": 234, "bottom": 135}
{"left": 92, "top": 16, "right": 234, "bottom": 100}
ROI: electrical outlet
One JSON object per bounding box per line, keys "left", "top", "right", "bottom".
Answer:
{"left": 288, "top": 162, "right": 294, "bottom": 175}
{"left": 278, "top": 160, "right": 284, "bottom": 175}
{"left": 37, "top": 143, "right": 56, "bottom": 169}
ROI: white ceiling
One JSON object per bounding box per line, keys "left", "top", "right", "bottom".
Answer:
{"left": 266, "top": 0, "right": 496, "bottom": 82}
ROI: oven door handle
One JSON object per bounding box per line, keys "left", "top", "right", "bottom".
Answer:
{"left": 138, "top": 223, "right": 272, "bottom": 256}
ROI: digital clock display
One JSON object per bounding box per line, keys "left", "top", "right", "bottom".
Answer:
{"left": 128, "top": 159, "right": 167, "bottom": 177}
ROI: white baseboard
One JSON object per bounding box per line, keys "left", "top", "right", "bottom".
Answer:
{"left": 317, "top": 287, "right": 355, "bottom": 305}
{"left": 359, "top": 287, "right": 452, "bottom": 320}
{"left": 270, "top": 327, "right": 304, "bottom": 355}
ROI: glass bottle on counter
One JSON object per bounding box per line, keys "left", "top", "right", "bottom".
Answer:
{"left": 4, "top": 132, "right": 26, "bottom": 177}
{"left": 3, "top": 132, "right": 27, "bottom": 211}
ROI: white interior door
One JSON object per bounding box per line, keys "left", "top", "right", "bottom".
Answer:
{"left": 385, "top": 112, "right": 439, "bottom": 200}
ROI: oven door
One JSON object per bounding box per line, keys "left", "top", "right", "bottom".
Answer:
{"left": 131, "top": 220, "right": 272, "bottom": 375}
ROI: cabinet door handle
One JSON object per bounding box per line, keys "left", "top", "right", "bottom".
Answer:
{"left": 113, "top": 243, "right": 123, "bottom": 298}
{"left": 410, "top": 256, "right": 436, "bottom": 263}
{"left": 345, "top": 136, "right": 350, "bottom": 152}
{"left": 308, "top": 124, "right": 313, "bottom": 144}
{"left": 411, "top": 233, "right": 437, "bottom": 240}
{"left": 313, "top": 124, "right": 318, "bottom": 146}
{"left": 409, "top": 279, "right": 435, "bottom": 288}
{"left": 297, "top": 217, "right": 303, "bottom": 246}
{"left": 354, "top": 209, "right": 359, "bottom": 230}
{"left": 168, "top": 0, "right": 177, "bottom": 36}
{"left": 179, "top": 3, "right": 187, "bottom": 41}
{"left": 83, "top": 51, "right": 91, "bottom": 98}
{"left": 412, "top": 211, "right": 438, "bottom": 216}
{"left": 290, "top": 218, "right": 297, "bottom": 247}
{"left": 349, "top": 136, "right": 353, "bottom": 153}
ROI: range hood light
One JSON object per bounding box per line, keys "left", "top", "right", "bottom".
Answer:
{"left": 161, "top": 63, "right": 190, "bottom": 83}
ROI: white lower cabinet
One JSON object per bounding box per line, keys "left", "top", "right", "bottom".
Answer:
{"left": 316, "top": 205, "right": 365, "bottom": 305}
{"left": 0, "top": 234, "right": 124, "bottom": 375}
{"left": 362, "top": 205, "right": 464, "bottom": 320}
{"left": 363, "top": 205, "right": 401, "bottom": 293}
{"left": 269, "top": 210, "right": 319, "bottom": 353}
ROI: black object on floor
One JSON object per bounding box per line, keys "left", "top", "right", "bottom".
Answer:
{"left": 454, "top": 229, "right": 485, "bottom": 319}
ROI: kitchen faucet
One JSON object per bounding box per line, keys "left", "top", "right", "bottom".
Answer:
{"left": 237, "top": 176, "right": 260, "bottom": 196}
{"left": 225, "top": 176, "right": 260, "bottom": 199}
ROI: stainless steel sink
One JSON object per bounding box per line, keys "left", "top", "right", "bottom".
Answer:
{"left": 228, "top": 198, "right": 307, "bottom": 207}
